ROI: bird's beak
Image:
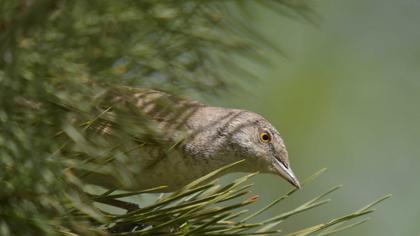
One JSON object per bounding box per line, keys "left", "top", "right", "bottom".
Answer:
{"left": 273, "top": 158, "right": 301, "bottom": 189}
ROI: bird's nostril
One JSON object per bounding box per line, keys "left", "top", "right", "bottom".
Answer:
{"left": 274, "top": 156, "right": 288, "bottom": 169}
{"left": 280, "top": 159, "right": 289, "bottom": 169}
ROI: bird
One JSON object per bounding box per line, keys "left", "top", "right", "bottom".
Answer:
{"left": 81, "top": 87, "right": 300, "bottom": 192}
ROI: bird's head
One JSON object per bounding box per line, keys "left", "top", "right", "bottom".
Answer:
{"left": 225, "top": 110, "right": 301, "bottom": 189}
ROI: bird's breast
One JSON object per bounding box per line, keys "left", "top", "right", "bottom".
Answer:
{"left": 130, "top": 149, "right": 216, "bottom": 191}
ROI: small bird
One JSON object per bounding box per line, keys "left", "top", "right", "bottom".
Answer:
{"left": 82, "top": 88, "right": 300, "bottom": 191}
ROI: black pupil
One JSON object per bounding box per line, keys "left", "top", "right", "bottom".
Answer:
{"left": 262, "top": 133, "right": 269, "bottom": 140}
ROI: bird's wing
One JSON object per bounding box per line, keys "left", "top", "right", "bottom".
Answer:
{"left": 72, "top": 87, "right": 205, "bottom": 189}
{"left": 85, "top": 87, "right": 202, "bottom": 167}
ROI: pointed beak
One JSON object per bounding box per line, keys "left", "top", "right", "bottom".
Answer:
{"left": 273, "top": 159, "right": 301, "bottom": 189}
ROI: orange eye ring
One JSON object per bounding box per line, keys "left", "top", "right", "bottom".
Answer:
{"left": 259, "top": 131, "right": 271, "bottom": 143}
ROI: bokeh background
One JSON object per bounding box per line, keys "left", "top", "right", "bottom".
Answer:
{"left": 211, "top": 1, "right": 420, "bottom": 235}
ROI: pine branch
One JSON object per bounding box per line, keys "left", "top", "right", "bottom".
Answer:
{"left": 90, "top": 165, "right": 389, "bottom": 235}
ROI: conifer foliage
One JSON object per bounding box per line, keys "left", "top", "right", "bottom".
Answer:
{"left": 0, "top": 1, "right": 387, "bottom": 235}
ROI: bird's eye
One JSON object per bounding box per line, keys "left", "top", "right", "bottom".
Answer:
{"left": 259, "top": 131, "right": 271, "bottom": 143}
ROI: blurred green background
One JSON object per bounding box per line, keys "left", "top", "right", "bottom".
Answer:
{"left": 212, "top": 1, "right": 420, "bottom": 235}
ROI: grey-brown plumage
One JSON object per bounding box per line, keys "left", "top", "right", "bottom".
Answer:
{"left": 83, "top": 88, "right": 300, "bottom": 191}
